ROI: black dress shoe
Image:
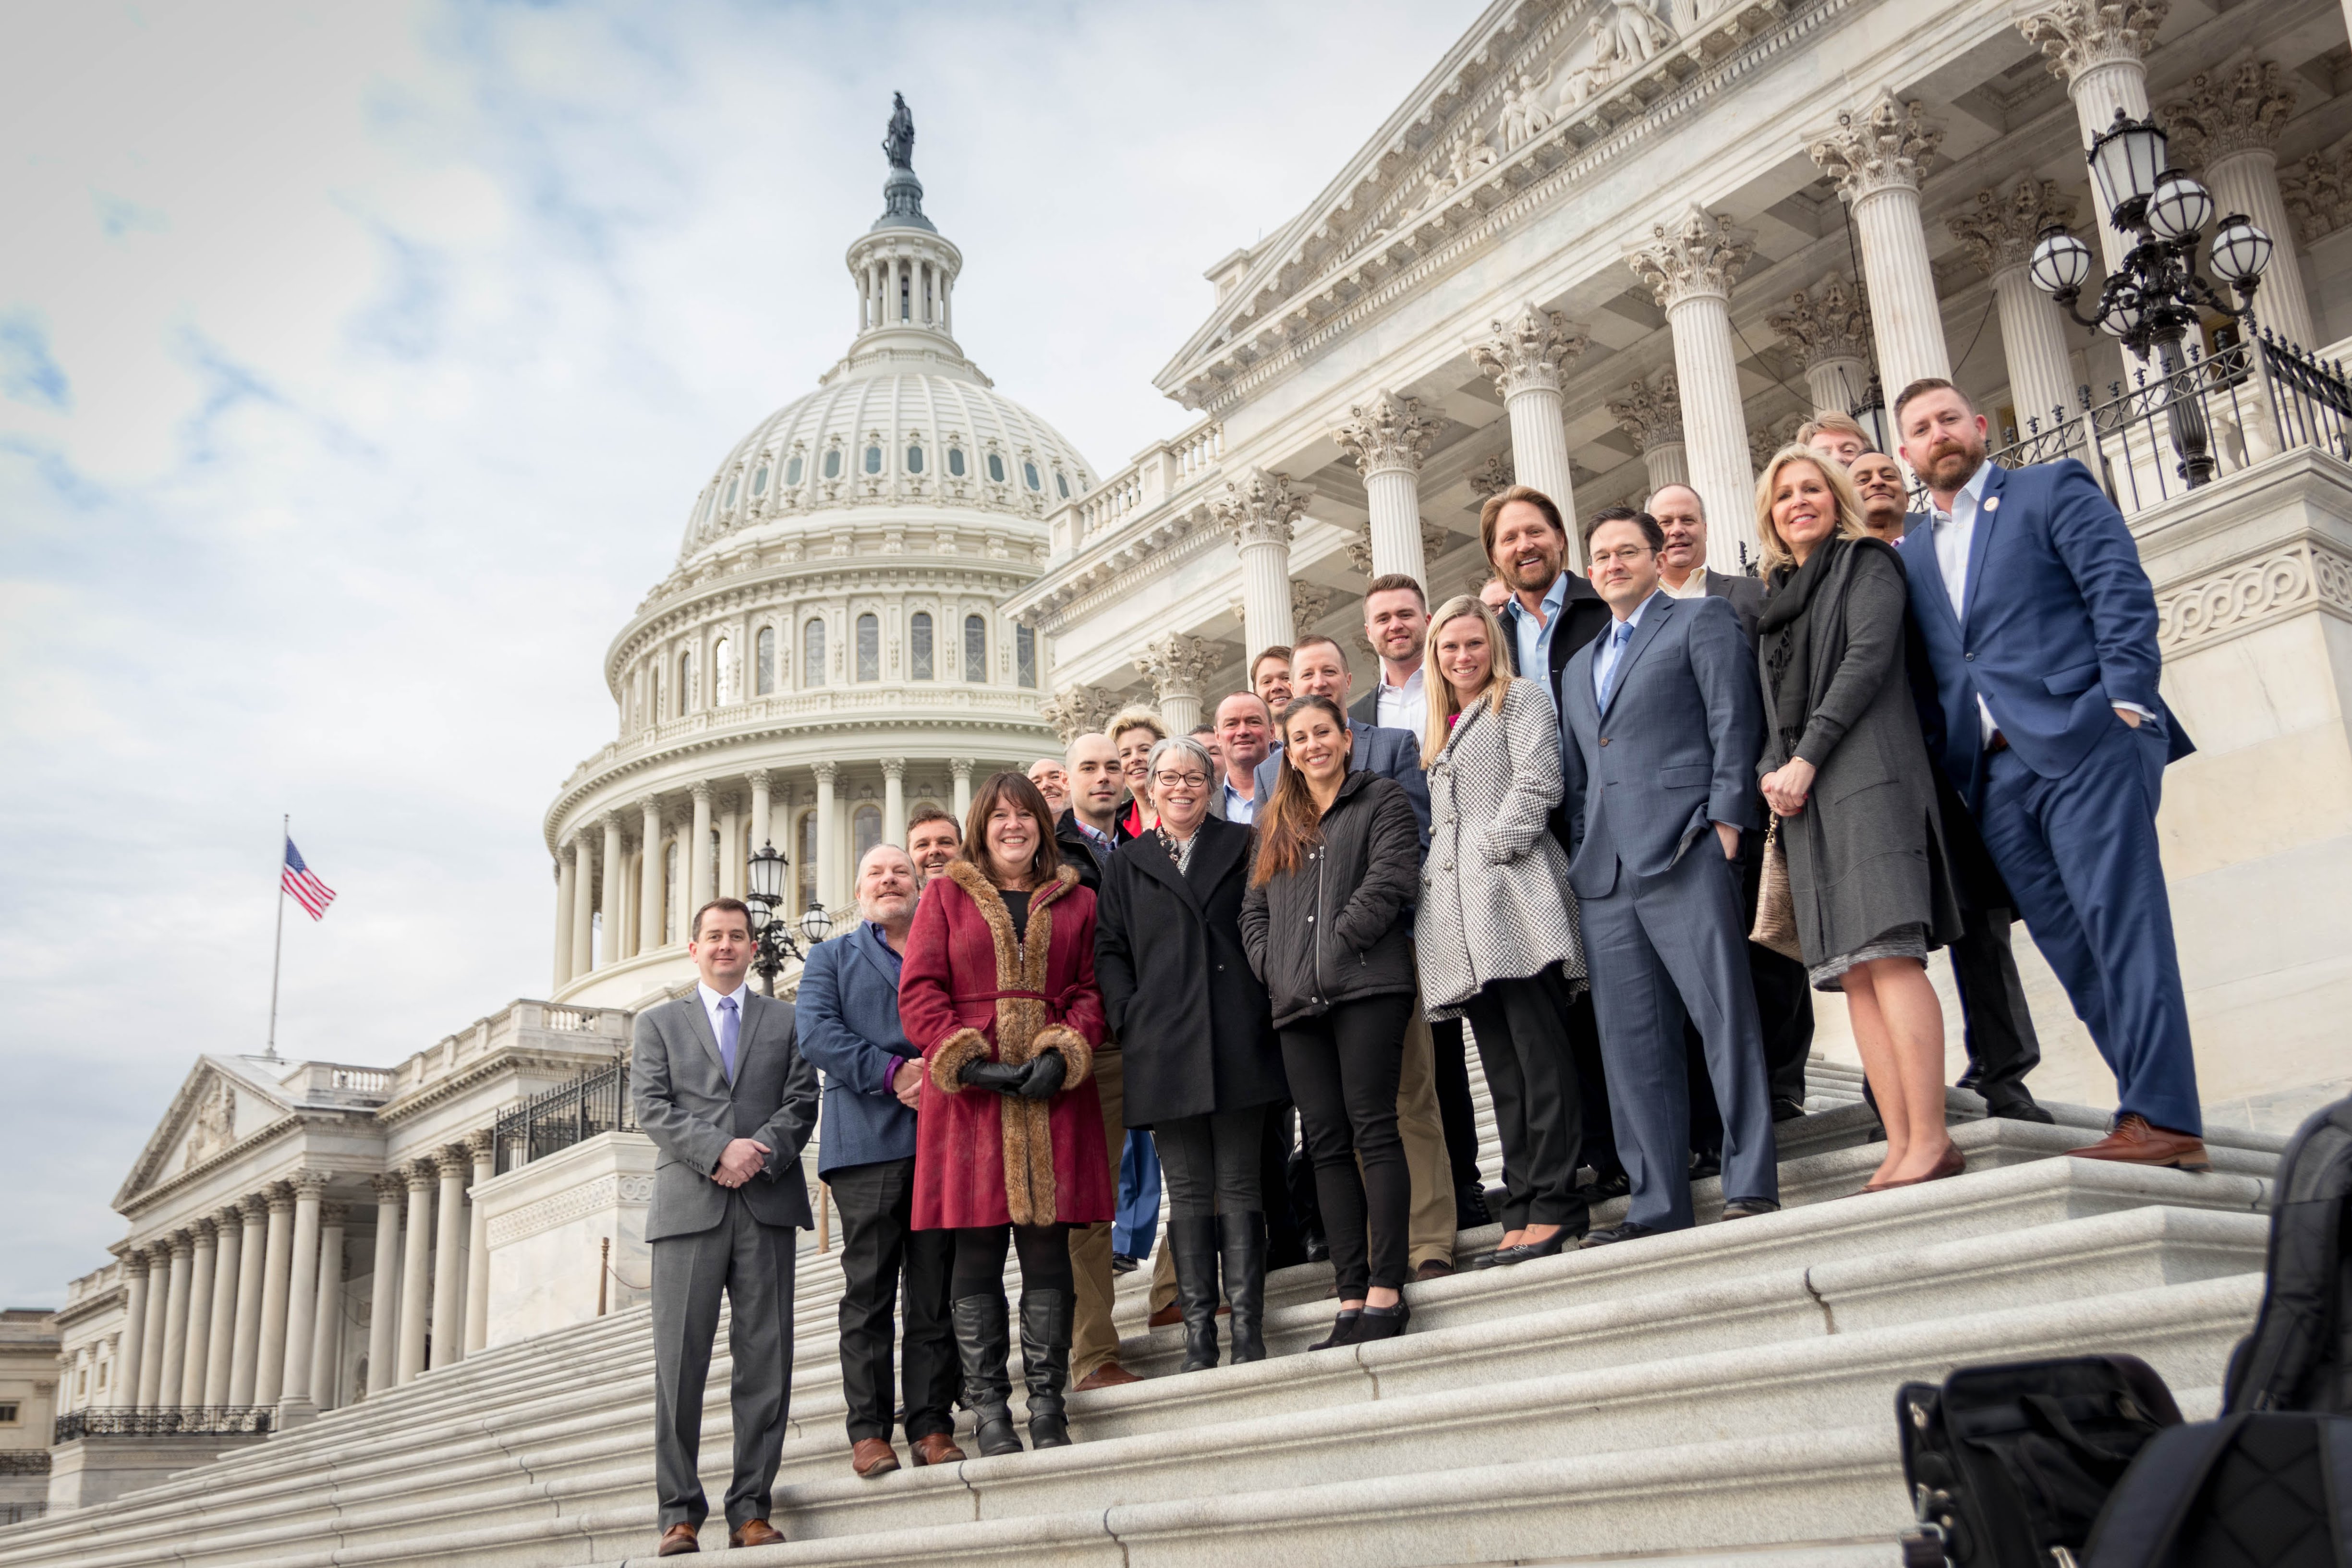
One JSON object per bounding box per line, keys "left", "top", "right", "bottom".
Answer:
{"left": 1354, "top": 1300, "right": 1410, "bottom": 1341}
{"left": 1770, "top": 1096, "right": 1807, "bottom": 1122}
{"left": 1485, "top": 1228, "right": 1579, "bottom": 1266}
{"left": 1578, "top": 1221, "right": 1661, "bottom": 1250}
{"left": 1302, "top": 1232, "right": 1331, "bottom": 1265}
{"left": 1720, "top": 1197, "right": 1780, "bottom": 1220}
{"left": 1986, "top": 1098, "right": 2056, "bottom": 1124}
{"left": 1688, "top": 1151, "right": 1722, "bottom": 1182}
{"left": 1308, "top": 1309, "right": 1361, "bottom": 1350}
{"left": 1110, "top": 1253, "right": 1140, "bottom": 1274}
{"left": 1578, "top": 1170, "right": 1631, "bottom": 1204}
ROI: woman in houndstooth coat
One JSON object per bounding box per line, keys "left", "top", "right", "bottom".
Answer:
{"left": 1414, "top": 595, "right": 1594, "bottom": 1262}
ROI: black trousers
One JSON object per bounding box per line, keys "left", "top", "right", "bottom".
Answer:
{"left": 1951, "top": 908, "right": 2042, "bottom": 1107}
{"left": 1261, "top": 1101, "right": 1308, "bottom": 1268}
{"left": 829, "top": 1157, "right": 956, "bottom": 1444}
{"left": 1281, "top": 994, "right": 1415, "bottom": 1298}
{"left": 1429, "top": 1017, "right": 1483, "bottom": 1195}
{"left": 1153, "top": 1106, "right": 1267, "bottom": 1217}
{"left": 1463, "top": 970, "right": 1588, "bottom": 1231}
{"left": 950, "top": 1222, "right": 1074, "bottom": 1299}
{"left": 1565, "top": 989, "right": 1620, "bottom": 1180}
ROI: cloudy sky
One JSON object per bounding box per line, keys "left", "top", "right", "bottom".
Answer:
{"left": 0, "top": 0, "right": 1478, "bottom": 1305}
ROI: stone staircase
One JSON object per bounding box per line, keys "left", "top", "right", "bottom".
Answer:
{"left": 0, "top": 1059, "right": 2285, "bottom": 1568}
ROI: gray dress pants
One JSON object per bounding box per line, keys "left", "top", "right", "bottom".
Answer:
{"left": 650, "top": 1189, "right": 799, "bottom": 1532}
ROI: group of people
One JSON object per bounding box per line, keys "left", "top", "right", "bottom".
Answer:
{"left": 624, "top": 376, "right": 2209, "bottom": 1554}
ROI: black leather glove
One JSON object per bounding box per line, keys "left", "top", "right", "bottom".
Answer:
{"left": 1016, "top": 1050, "right": 1066, "bottom": 1101}
{"left": 958, "top": 1058, "right": 1029, "bottom": 1094}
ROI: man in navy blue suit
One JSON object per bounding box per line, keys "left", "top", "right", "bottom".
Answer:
{"left": 1894, "top": 378, "right": 2207, "bottom": 1170}
{"left": 794, "top": 844, "right": 965, "bottom": 1478}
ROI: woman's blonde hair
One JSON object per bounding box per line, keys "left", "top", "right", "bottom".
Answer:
{"left": 1754, "top": 444, "right": 1870, "bottom": 574}
{"left": 1419, "top": 595, "right": 1514, "bottom": 765}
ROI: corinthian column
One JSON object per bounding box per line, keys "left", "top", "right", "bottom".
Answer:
{"left": 277, "top": 1170, "right": 327, "bottom": 1416}
{"left": 1810, "top": 93, "right": 1951, "bottom": 404}
{"left": 1607, "top": 372, "right": 1688, "bottom": 496}
{"left": 430, "top": 1145, "right": 471, "bottom": 1374}
{"left": 1137, "top": 634, "right": 1222, "bottom": 737}
{"left": 2019, "top": 0, "right": 2168, "bottom": 275}
{"left": 1948, "top": 180, "right": 2085, "bottom": 432}
{"left": 881, "top": 760, "right": 907, "bottom": 847}
{"left": 1337, "top": 391, "right": 1442, "bottom": 586}
{"left": 1767, "top": 276, "right": 1875, "bottom": 417}
{"left": 812, "top": 763, "right": 839, "bottom": 913}
{"left": 181, "top": 1220, "right": 218, "bottom": 1407}
{"left": 688, "top": 782, "right": 715, "bottom": 918}
{"left": 748, "top": 769, "right": 773, "bottom": 853}
{"left": 638, "top": 797, "right": 665, "bottom": 952}
{"left": 598, "top": 813, "right": 623, "bottom": 967}
{"left": 227, "top": 1195, "right": 268, "bottom": 1405}
{"left": 464, "top": 1130, "right": 495, "bottom": 1355}
{"left": 1628, "top": 209, "right": 1758, "bottom": 569}
{"left": 156, "top": 1232, "right": 194, "bottom": 1407}
{"left": 552, "top": 842, "right": 576, "bottom": 991}
{"left": 949, "top": 761, "right": 974, "bottom": 826}
{"left": 202, "top": 1207, "right": 242, "bottom": 1406}
{"left": 364, "top": 1175, "right": 403, "bottom": 1398}
{"left": 568, "top": 835, "right": 595, "bottom": 981}
{"left": 1213, "top": 468, "right": 1310, "bottom": 659}
{"left": 396, "top": 1162, "right": 434, "bottom": 1385}
{"left": 2164, "top": 58, "right": 2312, "bottom": 349}
{"left": 114, "top": 1250, "right": 150, "bottom": 1407}
{"left": 307, "top": 1202, "right": 348, "bottom": 1412}
{"left": 251, "top": 1184, "right": 295, "bottom": 1407}
{"left": 1472, "top": 307, "right": 1593, "bottom": 565}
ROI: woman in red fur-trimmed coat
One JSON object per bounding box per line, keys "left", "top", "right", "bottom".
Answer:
{"left": 899, "top": 769, "right": 1109, "bottom": 1457}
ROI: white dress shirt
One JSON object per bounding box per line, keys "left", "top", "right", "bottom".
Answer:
{"left": 1658, "top": 569, "right": 1707, "bottom": 600}
{"left": 1592, "top": 589, "right": 1662, "bottom": 703}
{"left": 1374, "top": 663, "right": 1425, "bottom": 731}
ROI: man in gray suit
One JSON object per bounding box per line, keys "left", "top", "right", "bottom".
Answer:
{"left": 632, "top": 897, "right": 820, "bottom": 1556}
{"left": 1560, "top": 511, "right": 1778, "bottom": 1247}
{"left": 1250, "top": 633, "right": 1431, "bottom": 844}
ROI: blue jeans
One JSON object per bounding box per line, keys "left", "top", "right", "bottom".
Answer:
{"left": 1113, "top": 1129, "right": 1162, "bottom": 1256}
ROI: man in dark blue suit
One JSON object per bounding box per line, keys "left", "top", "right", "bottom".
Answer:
{"left": 1894, "top": 378, "right": 2206, "bottom": 1169}
{"left": 794, "top": 844, "right": 964, "bottom": 1478}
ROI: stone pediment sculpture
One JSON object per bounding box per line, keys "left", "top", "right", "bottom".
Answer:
{"left": 1560, "top": 0, "right": 1677, "bottom": 109}
{"left": 1496, "top": 69, "right": 1555, "bottom": 154}
{"left": 183, "top": 1079, "right": 237, "bottom": 1171}
{"left": 114, "top": 1056, "right": 294, "bottom": 1208}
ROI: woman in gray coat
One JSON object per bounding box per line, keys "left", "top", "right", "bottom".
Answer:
{"left": 1414, "top": 596, "right": 1590, "bottom": 1264}
{"left": 1753, "top": 447, "right": 1964, "bottom": 1193}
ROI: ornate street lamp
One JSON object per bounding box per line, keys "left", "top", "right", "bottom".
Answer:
{"left": 2027, "top": 107, "right": 2273, "bottom": 488}
{"left": 743, "top": 840, "right": 834, "bottom": 995}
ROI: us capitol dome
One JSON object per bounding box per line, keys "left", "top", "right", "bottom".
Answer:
{"left": 542, "top": 98, "right": 1090, "bottom": 1007}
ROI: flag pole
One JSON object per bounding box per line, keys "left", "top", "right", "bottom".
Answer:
{"left": 266, "top": 813, "right": 288, "bottom": 1060}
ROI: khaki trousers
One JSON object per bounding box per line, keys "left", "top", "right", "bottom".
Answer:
{"left": 1069, "top": 1045, "right": 1125, "bottom": 1384}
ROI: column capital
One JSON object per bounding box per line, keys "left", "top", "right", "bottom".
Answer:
{"left": 466, "top": 1127, "right": 497, "bottom": 1158}
{"left": 1808, "top": 92, "right": 1943, "bottom": 203}
{"left": 239, "top": 1192, "right": 271, "bottom": 1222}
{"left": 215, "top": 1203, "right": 246, "bottom": 1229}
{"left": 1946, "top": 180, "right": 2081, "bottom": 277}
{"left": 1465, "top": 451, "right": 1516, "bottom": 500}
{"left": 1606, "top": 371, "right": 1684, "bottom": 451}
{"left": 1291, "top": 581, "right": 1333, "bottom": 630}
{"left": 370, "top": 1173, "right": 408, "bottom": 1204}
{"left": 167, "top": 1230, "right": 194, "bottom": 1259}
{"left": 2017, "top": 0, "right": 2168, "bottom": 84}
{"left": 319, "top": 1201, "right": 351, "bottom": 1227}
{"left": 190, "top": 1216, "right": 218, "bottom": 1242}
{"left": 949, "top": 758, "right": 975, "bottom": 781}
{"left": 1766, "top": 275, "right": 1872, "bottom": 367}
{"left": 559, "top": 838, "right": 579, "bottom": 866}
{"left": 746, "top": 767, "right": 773, "bottom": 791}
{"left": 2160, "top": 58, "right": 2295, "bottom": 168}
{"left": 811, "top": 760, "right": 838, "bottom": 785}
{"left": 290, "top": 1169, "right": 331, "bottom": 1198}
{"left": 1469, "top": 306, "right": 1592, "bottom": 399}
{"left": 1212, "top": 467, "right": 1311, "bottom": 549}
{"left": 637, "top": 794, "right": 662, "bottom": 818}
{"left": 435, "top": 1143, "right": 473, "bottom": 1177}
{"left": 1136, "top": 634, "right": 1223, "bottom": 706}
{"left": 2281, "top": 153, "right": 2352, "bottom": 246}
{"left": 602, "top": 808, "right": 626, "bottom": 833}
{"left": 1041, "top": 686, "right": 1118, "bottom": 743}
{"left": 403, "top": 1160, "right": 438, "bottom": 1192}
{"left": 1627, "top": 207, "right": 1754, "bottom": 309}
{"left": 1336, "top": 390, "right": 1441, "bottom": 477}
{"left": 880, "top": 758, "right": 906, "bottom": 781}
{"left": 267, "top": 1182, "right": 297, "bottom": 1213}
{"left": 1750, "top": 414, "right": 1806, "bottom": 472}
{"left": 689, "top": 780, "right": 713, "bottom": 805}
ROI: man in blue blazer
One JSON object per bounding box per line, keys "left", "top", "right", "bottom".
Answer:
{"left": 1894, "top": 379, "right": 2206, "bottom": 1169}
{"left": 794, "top": 844, "right": 963, "bottom": 1478}
{"left": 1560, "top": 511, "right": 1779, "bottom": 1244}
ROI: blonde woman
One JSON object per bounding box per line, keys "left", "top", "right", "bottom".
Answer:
{"left": 1413, "top": 596, "right": 1592, "bottom": 1264}
{"left": 1751, "top": 447, "right": 1963, "bottom": 1192}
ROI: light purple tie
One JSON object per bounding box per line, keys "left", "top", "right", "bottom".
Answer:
{"left": 717, "top": 996, "right": 740, "bottom": 1082}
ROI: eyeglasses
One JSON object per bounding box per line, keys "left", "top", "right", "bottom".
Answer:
{"left": 1588, "top": 545, "right": 1654, "bottom": 566}
{"left": 1152, "top": 771, "right": 1209, "bottom": 790}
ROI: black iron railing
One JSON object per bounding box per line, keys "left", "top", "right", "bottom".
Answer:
{"left": 0, "top": 1452, "right": 48, "bottom": 1475}
{"left": 493, "top": 1054, "right": 633, "bottom": 1176}
{"left": 1979, "top": 330, "right": 2352, "bottom": 513}
{"left": 52, "top": 1406, "right": 271, "bottom": 1442}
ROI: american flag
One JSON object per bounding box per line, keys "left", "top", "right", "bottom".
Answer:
{"left": 282, "top": 839, "right": 337, "bottom": 921}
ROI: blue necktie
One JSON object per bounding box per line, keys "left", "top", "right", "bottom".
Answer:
{"left": 1598, "top": 621, "right": 1633, "bottom": 707}
{"left": 716, "top": 995, "right": 740, "bottom": 1082}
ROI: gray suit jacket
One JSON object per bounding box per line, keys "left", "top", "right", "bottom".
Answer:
{"left": 1253, "top": 720, "right": 1431, "bottom": 848}
{"left": 1559, "top": 593, "right": 1764, "bottom": 899}
{"left": 1704, "top": 570, "right": 1767, "bottom": 645}
{"left": 631, "top": 988, "right": 820, "bottom": 1241}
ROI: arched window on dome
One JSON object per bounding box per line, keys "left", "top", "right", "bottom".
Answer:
{"left": 986, "top": 452, "right": 1006, "bottom": 484}
{"left": 795, "top": 811, "right": 818, "bottom": 912}
{"left": 964, "top": 615, "right": 988, "bottom": 684}
{"left": 906, "top": 444, "right": 923, "bottom": 474}
{"left": 853, "top": 804, "right": 882, "bottom": 863}
{"left": 756, "top": 627, "right": 776, "bottom": 695}
{"left": 856, "top": 613, "right": 879, "bottom": 682}
{"left": 786, "top": 454, "right": 804, "bottom": 486}
{"left": 1055, "top": 470, "right": 1069, "bottom": 499}
{"left": 724, "top": 477, "right": 739, "bottom": 509}
{"left": 947, "top": 447, "right": 966, "bottom": 478}
{"left": 678, "top": 649, "right": 695, "bottom": 716}
{"left": 1017, "top": 624, "right": 1037, "bottom": 689}
{"left": 863, "top": 444, "right": 882, "bottom": 475}
{"left": 712, "top": 637, "right": 736, "bottom": 704}
{"left": 823, "top": 449, "right": 841, "bottom": 480}
{"left": 751, "top": 465, "right": 768, "bottom": 496}
{"left": 909, "top": 612, "right": 934, "bottom": 680}
{"left": 1023, "top": 461, "right": 1042, "bottom": 492}
{"left": 803, "top": 619, "right": 826, "bottom": 688}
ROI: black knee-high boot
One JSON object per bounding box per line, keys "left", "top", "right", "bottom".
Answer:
{"left": 1167, "top": 1215, "right": 1223, "bottom": 1372}
{"left": 951, "top": 1293, "right": 1020, "bottom": 1457}
{"left": 1018, "top": 1288, "right": 1074, "bottom": 1449}
{"left": 1218, "top": 1211, "right": 1268, "bottom": 1364}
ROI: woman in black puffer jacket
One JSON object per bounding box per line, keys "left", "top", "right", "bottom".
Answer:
{"left": 1239, "top": 694, "right": 1422, "bottom": 1349}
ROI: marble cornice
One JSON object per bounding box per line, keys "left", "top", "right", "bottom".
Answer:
{"left": 1006, "top": 503, "right": 1229, "bottom": 631}
{"left": 486, "top": 1171, "right": 656, "bottom": 1249}
{"left": 375, "top": 1045, "right": 618, "bottom": 1128}
{"left": 53, "top": 1283, "right": 125, "bottom": 1330}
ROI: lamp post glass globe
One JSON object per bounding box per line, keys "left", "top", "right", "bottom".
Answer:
{"left": 2030, "top": 228, "right": 2095, "bottom": 296}
{"left": 2208, "top": 216, "right": 2274, "bottom": 286}
{"left": 799, "top": 905, "right": 833, "bottom": 945}
{"left": 2146, "top": 172, "right": 2213, "bottom": 245}
{"left": 2088, "top": 108, "right": 2168, "bottom": 221}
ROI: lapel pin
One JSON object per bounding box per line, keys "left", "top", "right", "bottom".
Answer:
{"left": 1983, "top": 496, "right": 2000, "bottom": 512}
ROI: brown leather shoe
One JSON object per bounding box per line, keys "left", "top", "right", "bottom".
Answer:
{"left": 850, "top": 1437, "right": 900, "bottom": 1478}
{"left": 727, "top": 1519, "right": 785, "bottom": 1549}
{"left": 2070, "top": 1114, "right": 2211, "bottom": 1172}
{"left": 1146, "top": 1301, "right": 1181, "bottom": 1328}
{"left": 655, "top": 1522, "right": 700, "bottom": 1556}
{"left": 1413, "top": 1259, "right": 1454, "bottom": 1281}
{"left": 1073, "top": 1361, "right": 1141, "bottom": 1391}
{"left": 909, "top": 1431, "right": 966, "bottom": 1466}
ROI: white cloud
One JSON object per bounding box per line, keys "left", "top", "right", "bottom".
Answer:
{"left": 0, "top": 0, "right": 1476, "bottom": 1303}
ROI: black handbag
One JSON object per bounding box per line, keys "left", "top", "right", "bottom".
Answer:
{"left": 1897, "top": 1355, "right": 2184, "bottom": 1567}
